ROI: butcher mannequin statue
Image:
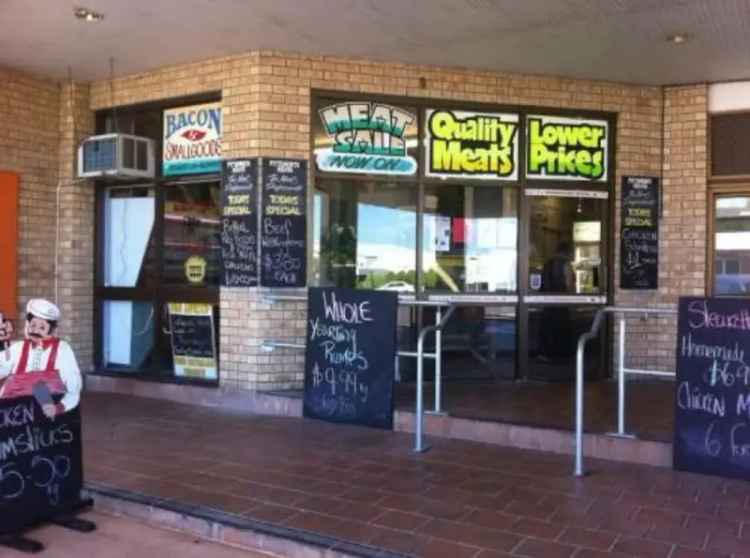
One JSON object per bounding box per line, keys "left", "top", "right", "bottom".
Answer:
{"left": 0, "top": 299, "right": 82, "bottom": 419}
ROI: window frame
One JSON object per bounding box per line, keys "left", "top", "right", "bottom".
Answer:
{"left": 707, "top": 185, "right": 750, "bottom": 297}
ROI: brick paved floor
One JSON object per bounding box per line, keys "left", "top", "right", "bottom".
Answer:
{"left": 83, "top": 393, "right": 749, "bottom": 558}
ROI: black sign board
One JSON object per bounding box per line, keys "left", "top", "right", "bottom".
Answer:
{"left": 0, "top": 397, "right": 83, "bottom": 534}
{"left": 674, "top": 297, "right": 750, "bottom": 479}
{"left": 303, "top": 287, "right": 397, "bottom": 429}
{"left": 221, "top": 159, "right": 258, "bottom": 287}
{"left": 621, "top": 176, "right": 659, "bottom": 290}
{"left": 169, "top": 310, "right": 215, "bottom": 359}
{"left": 260, "top": 158, "right": 307, "bottom": 288}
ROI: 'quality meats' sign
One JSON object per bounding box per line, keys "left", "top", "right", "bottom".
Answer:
{"left": 425, "top": 109, "right": 519, "bottom": 180}
{"left": 163, "top": 102, "right": 222, "bottom": 176}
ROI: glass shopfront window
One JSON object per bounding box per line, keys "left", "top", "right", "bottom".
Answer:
{"left": 103, "top": 186, "right": 156, "bottom": 288}
{"left": 311, "top": 93, "right": 614, "bottom": 389}
{"left": 713, "top": 195, "right": 750, "bottom": 296}
{"left": 96, "top": 97, "right": 221, "bottom": 384}
{"left": 528, "top": 196, "right": 606, "bottom": 295}
{"left": 423, "top": 185, "right": 518, "bottom": 294}
{"left": 313, "top": 180, "right": 417, "bottom": 290}
{"left": 102, "top": 300, "right": 155, "bottom": 371}
{"left": 162, "top": 181, "right": 222, "bottom": 286}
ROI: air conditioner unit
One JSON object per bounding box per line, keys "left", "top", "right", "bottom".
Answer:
{"left": 77, "top": 133, "right": 155, "bottom": 179}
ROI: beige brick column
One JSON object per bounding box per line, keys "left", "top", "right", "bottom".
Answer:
{"left": 612, "top": 85, "right": 708, "bottom": 374}
{"left": 219, "top": 53, "right": 308, "bottom": 391}
{"left": 0, "top": 68, "right": 60, "bottom": 316}
{"left": 57, "top": 81, "right": 95, "bottom": 371}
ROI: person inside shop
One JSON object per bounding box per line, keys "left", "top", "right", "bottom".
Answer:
{"left": 0, "top": 298, "right": 82, "bottom": 418}
{"left": 540, "top": 241, "right": 576, "bottom": 362}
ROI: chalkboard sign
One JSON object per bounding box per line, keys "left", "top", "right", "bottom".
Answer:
{"left": 304, "top": 287, "right": 397, "bottom": 429}
{"left": 260, "top": 158, "right": 307, "bottom": 288}
{"left": 221, "top": 159, "right": 258, "bottom": 287}
{"left": 621, "top": 176, "right": 659, "bottom": 290}
{"left": 168, "top": 303, "right": 217, "bottom": 380}
{"left": 674, "top": 297, "right": 750, "bottom": 479}
{"left": 0, "top": 397, "right": 83, "bottom": 535}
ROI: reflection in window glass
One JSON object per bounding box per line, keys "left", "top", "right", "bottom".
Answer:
{"left": 714, "top": 196, "right": 750, "bottom": 295}
{"left": 529, "top": 197, "right": 605, "bottom": 294}
{"left": 397, "top": 305, "right": 517, "bottom": 383}
{"left": 313, "top": 180, "right": 417, "bottom": 290}
{"left": 102, "top": 300, "right": 154, "bottom": 370}
{"left": 422, "top": 186, "right": 517, "bottom": 294}
{"left": 104, "top": 187, "right": 156, "bottom": 287}
{"left": 162, "top": 182, "right": 222, "bottom": 286}
{"left": 527, "top": 306, "right": 603, "bottom": 381}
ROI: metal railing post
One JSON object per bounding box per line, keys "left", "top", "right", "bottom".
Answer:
{"left": 415, "top": 330, "right": 427, "bottom": 452}
{"left": 434, "top": 306, "right": 443, "bottom": 414}
{"left": 575, "top": 334, "right": 586, "bottom": 477}
{"left": 617, "top": 317, "right": 627, "bottom": 436}
{"left": 414, "top": 304, "right": 456, "bottom": 453}
{"left": 574, "top": 307, "right": 607, "bottom": 477}
{"left": 574, "top": 306, "right": 678, "bottom": 476}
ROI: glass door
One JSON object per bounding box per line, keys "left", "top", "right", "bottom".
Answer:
{"left": 99, "top": 185, "right": 157, "bottom": 373}
{"left": 522, "top": 189, "right": 609, "bottom": 381}
{"left": 96, "top": 180, "right": 221, "bottom": 383}
{"left": 420, "top": 183, "right": 519, "bottom": 381}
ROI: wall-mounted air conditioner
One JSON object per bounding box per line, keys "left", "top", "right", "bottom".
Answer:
{"left": 77, "top": 133, "right": 155, "bottom": 179}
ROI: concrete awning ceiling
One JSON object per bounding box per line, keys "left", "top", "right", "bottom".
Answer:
{"left": 2, "top": 0, "right": 750, "bottom": 85}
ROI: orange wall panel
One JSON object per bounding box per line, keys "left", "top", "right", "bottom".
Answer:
{"left": 0, "top": 172, "right": 18, "bottom": 319}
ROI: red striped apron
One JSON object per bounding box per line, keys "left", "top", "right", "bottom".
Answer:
{"left": 0, "top": 338, "right": 66, "bottom": 399}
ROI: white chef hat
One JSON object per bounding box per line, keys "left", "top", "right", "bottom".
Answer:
{"left": 26, "top": 299, "right": 60, "bottom": 322}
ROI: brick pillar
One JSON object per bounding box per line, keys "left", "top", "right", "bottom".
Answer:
{"left": 57, "top": 81, "right": 96, "bottom": 371}
{"left": 217, "top": 53, "right": 308, "bottom": 391}
{"left": 0, "top": 69, "right": 61, "bottom": 316}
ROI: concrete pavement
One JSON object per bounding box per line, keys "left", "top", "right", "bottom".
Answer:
{"left": 4, "top": 511, "right": 282, "bottom": 558}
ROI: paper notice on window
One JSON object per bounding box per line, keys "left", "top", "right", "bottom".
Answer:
{"left": 435, "top": 216, "right": 451, "bottom": 252}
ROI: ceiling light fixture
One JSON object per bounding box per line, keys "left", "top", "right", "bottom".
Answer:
{"left": 667, "top": 33, "right": 689, "bottom": 44}
{"left": 74, "top": 7, "right": 104, "bottom": 22}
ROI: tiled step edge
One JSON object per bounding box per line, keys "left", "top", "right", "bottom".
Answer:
{"left": 84, "top": 482, "right": 406, "bottom": 558}
{"left": 394, "top": 410, "right": 673, "bottom": 467}
{"left": 85, "top": 376, "right": 303, "bottom": 417}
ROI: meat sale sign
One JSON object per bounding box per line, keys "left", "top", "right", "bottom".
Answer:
{"left": 163, "top": 102, "right": 222, "bottom": 176}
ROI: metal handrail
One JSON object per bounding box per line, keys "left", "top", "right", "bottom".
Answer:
{"left": 263, "top": 293, "right": 452, "bottom": 409}
{"left": 414, "top": 304, "right": 457, "bottom": 452}
{"left": 261, "top": 340, "right": 304, "bottom": 351}
{"left": 574, "top": 305, "right": 678, "bottom": 477}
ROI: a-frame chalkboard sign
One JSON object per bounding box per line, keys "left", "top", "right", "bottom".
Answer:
{"left": 0, "top": 396, "right": 94, "bottom": 552}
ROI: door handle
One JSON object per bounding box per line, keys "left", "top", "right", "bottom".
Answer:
{"left": 161, "top": 303, "right": 172, "bottom": 335}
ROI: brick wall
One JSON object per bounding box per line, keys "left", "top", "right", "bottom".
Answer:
{"left": 0, "top": 69, "right": 97, "bottom": 369}
{"left": 86, "top": 50, "right": 709, "bottom": 390}
{"left": 0, "top": 67, "right": 60, "bottom": 319}
{"left": 614, "top": 85, "right": 708, "bottom": 374}
{"left": 57, "top": 82, "right": 95, "bottom": 370}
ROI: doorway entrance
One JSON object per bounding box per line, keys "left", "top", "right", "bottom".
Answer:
{"left": 95, "top": 179, "right": 221, "bottom": 383}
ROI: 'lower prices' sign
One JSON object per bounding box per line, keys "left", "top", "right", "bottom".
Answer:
{"left": 303, "top": 287, "right": 397, "bottom": 429}
{"left": 674, "top": 297, "right": 750, "bottom": 479}
{"left": 0, "top": 397, "right": 83, "bottom": 534}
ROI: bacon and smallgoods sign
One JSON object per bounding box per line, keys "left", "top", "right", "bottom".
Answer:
{"left": 163, "top": 102, "right": 222, "bottom": 176}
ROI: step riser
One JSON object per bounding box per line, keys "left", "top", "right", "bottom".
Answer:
{"left": 395, "top": 410, "right": 672, "bottom": 467}
{"left": 85, "top": 486, "right": 380, "bottom": 558}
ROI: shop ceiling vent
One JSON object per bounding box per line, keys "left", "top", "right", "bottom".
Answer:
{"left": 77, "top": 133, "right": 155, "bottom": 179}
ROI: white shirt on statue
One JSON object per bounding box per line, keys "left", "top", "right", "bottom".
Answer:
{"left": 0, "top": 339, "right": 83, "bottom": 411}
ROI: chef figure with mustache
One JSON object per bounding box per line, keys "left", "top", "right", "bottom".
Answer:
{"left": 0, "top": 299, "right": 82, "bottom": 419}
